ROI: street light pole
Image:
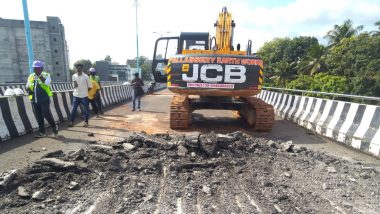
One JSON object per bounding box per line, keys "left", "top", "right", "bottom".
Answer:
{"left": 134, "top": 0, "right": 140, "bottom": 78}
{"left": 21, "top": 0, "right": 34, "bottom": 73}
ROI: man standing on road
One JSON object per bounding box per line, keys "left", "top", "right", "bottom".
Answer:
{"left": 88, "top": 72, "right": 101, "bottom": 118}
{"left": 131, "top": 72, "right": 144, "bottom": 111}
{"left": 26, "top": 60, "right": 58, "bottom": 138}
{"left": 69, "top": 63, "right": 92, "bottom": 127}
{"left": 89, "top": 67, "right": 103, "bottom": 114}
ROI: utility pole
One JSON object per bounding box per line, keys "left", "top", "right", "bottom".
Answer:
{"left": 134, "top": 0, "right": 140, "bottom": 77}
{"left": 21, "top": 0, "right": 34, "bottom": 73}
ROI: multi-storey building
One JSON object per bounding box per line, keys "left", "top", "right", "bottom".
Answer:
{"left": 95, "top": 61, "right": 131, "bottom": 82}
{"left": 0, "top": 16, "right": 69, "bottom": 83}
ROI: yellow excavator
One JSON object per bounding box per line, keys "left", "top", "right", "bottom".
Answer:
{"left": 151, "top": 7, "right": 274, "bottom": 131}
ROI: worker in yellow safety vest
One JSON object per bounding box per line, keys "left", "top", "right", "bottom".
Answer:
{"left": 26, "top": 60, "right": 58, "bottom": 137}
{"left": 89, "top": 67, "right": 103, "bottom": 114}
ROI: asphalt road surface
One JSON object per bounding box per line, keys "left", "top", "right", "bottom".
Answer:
{"left": 0, "top": 89, "right": 379, "bottom": 213}
{"left": 1, "top": 89, "right": 378, "bottom": 172}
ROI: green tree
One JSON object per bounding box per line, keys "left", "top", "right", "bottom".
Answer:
{"left": 324, "top": 19, "right": 363, "bottom": 47}
{"left": 258, "top": 38, "right": 292, "bottom": 84}
{"left": 104, "top": 55, "right": 112, "bottom": 62}
{"left": 325, "top": 34, "right": 380, "bottom": 96}
{"left": 127, "top": 56, "right": 153, "bottom": 81}
{"left": 141, "top": 62, "right": 153, "bottom": 81}
{"left": 284, "top": 36, "right": 319, "bottom": 63}
{"left": 288, "top": 73, "right": 347, "bottom": 94}
{"left": 371, "top": 21, "right": 380, "bottom": 36}
{"left": 258, "top": 36, "right": 318, "bottom": 85}
{"left": 270, "top": 60, "right": 297, "bottom": 87}
{"left": 297, "top": 44, "right": 327, "bottom": 75}
{"left": 69, "top": 68, "right": 75, "bottom": 76}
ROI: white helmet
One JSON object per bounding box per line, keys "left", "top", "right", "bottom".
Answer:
{"left": 4, "top": 88, "right": 15, "bottom": 96}
{"left": 14, "top": 88, "right": 25, "bottom": 96}
{"left": 89, "top": 68, "right": 96, "bottom": 73}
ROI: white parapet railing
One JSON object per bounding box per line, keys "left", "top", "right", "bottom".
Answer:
{"left": 256, "top": 89, "right": 380, "bottom": 157}
{"left": 264, "top": 86, "right": 380, "bottom": 103}
{"left": 0, "top": 83, "right": 166, "bottom": 142}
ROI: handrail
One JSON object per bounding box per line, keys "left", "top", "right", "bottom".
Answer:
{"left": 263, "top": 86, "right": 380, "bottom": 102}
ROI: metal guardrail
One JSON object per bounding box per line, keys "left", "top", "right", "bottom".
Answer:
{"left": 264, "top": 86, "right": 380, "bottom": 102}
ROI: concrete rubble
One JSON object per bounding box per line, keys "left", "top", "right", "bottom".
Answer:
{"left": 0, "top": 131, "right": 379, "bottom": 213}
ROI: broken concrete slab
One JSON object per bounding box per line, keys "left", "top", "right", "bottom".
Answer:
{"left": 0, "top": 169, "right": 18, "bottom": 188}
{"left": 123, "top": 143, "right": 137, "bottom": 152}
{"left": 35, "top": 158, "right": 75, "bottom": 169}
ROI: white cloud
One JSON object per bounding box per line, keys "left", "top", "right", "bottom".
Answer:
{"left": 0, "top": 0, "right": 379, "bottom": 66}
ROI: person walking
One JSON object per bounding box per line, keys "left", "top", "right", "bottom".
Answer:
{"left": 69, "top": 62, "right": 92, "bottom": 127}
{"left": 131, "top": 72, "right": 144, "bottom": 111}
{"left": 26, "top": 60, "right": 58, "bottom": 137}
{"left": 89, "top": 68, "right": 103, "bottom": 114}
{"left": 88, "top": 73, "right": 101, "bottom": 118}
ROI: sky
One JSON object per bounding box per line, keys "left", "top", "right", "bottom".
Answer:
{"left": 1, "top": 0, "right": 379, "bottom": 67}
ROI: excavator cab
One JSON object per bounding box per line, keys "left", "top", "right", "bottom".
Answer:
{"left": 152, "top": 36, "right": 178, "bottom": 83}
{"left": 151, "top": 33, "right": 209, "bottom": 83}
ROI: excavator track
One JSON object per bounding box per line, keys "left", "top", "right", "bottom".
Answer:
{"left": 241, "top": 97, "right": 274, "bottom": 132}
{"left": 170, "top": 95, "right": 191, "bottom": 129}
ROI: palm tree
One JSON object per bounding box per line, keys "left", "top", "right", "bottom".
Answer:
{"left": 297, "top": 45, "right": 327, "bottom": 75}
{"left": 324, "top": 19, "right": 363, "bottom": 47}
{"left": 371, "top": 21, "right": 380, "bottom": 36}
{"left": 270, "top": 60, "right": 297, "bottom": 87}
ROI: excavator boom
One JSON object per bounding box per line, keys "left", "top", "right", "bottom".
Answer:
{"left": 214, "top": 7, "right": 235, "bottom": 51}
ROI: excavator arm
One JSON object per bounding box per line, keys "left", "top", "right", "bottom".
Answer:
{"left": 214, "top": 7, "right": 235, "bottom": 51}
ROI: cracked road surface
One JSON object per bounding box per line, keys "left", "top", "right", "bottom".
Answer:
{"left": 0, "top": 132, "right": 379, "bottom": 213}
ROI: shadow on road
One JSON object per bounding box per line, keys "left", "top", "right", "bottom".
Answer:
{"left": 59, "top": 129, "right": 126, "bottom": 143}
{"left": 0, "top": 134, "right": 41, "bottom": 155}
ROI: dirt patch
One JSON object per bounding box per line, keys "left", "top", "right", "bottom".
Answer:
{"left": 0, "top": 132, "right": 379, "bottom": 213}
{"left": 101, "top": 112, "right": 171, "bottom": 134}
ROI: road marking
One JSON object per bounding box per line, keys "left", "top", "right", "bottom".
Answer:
{"left": 322, "top": 197, "right": 347, "bottom": 214}
{"left": 176, "top": 197, "right": 183, "bottom": 214}
{"left": 151, "top": 94, "right": 173, "bottom": 96}
{"left": 235, "top": 195, "right": 243, "bottom": 210}
{"left": 163, "top": 165, "right": 167, "bottom": 177}
{"left": 211, "top": 204, "right": 218, "bottom": 211}
{"left": 274, "top": 205, "right": 282, "bottom": 213}
{"left": 154, "top": 165, "right": 167, "bottom": 214}
{"left": 196, "top": 204, "right": 202, "bottom": 214}
{"left": 352, "top": 207, "right": 365, "bottom": 214}
{"left": 68, "top": 204, "right": 82, "bottom": 214}
{"left": 242, "top": 189, "right": 261, "bottom": 212}
{"left": 84, "top": 197, "right": 101, "bottom": 214}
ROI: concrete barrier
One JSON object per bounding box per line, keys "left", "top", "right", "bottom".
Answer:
{"left": 257, "top": 90, "right": 380, "bottom": 157}
{"left": 0, "top": 84, "right": 166, "bottom": 141}
{"left": 0, "top": 82, "right": 126, "bottom": 96}
{"left": 0, "top": 83, "right": 73, "bottom": 95}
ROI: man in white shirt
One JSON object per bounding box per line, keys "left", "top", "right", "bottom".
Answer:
{"left": 69, "top": 62, "right": 92, "bottom": 127}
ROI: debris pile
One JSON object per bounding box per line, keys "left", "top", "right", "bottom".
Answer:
{"left": 0, "top": 131, "right": 379, "bottom": 213}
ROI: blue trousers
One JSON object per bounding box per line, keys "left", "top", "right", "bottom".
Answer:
{"left": 133, "top": 93, "right": 141, "bottom": 110}
{"left": 70, "top": 96, "right": 89, "bottom": 122}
